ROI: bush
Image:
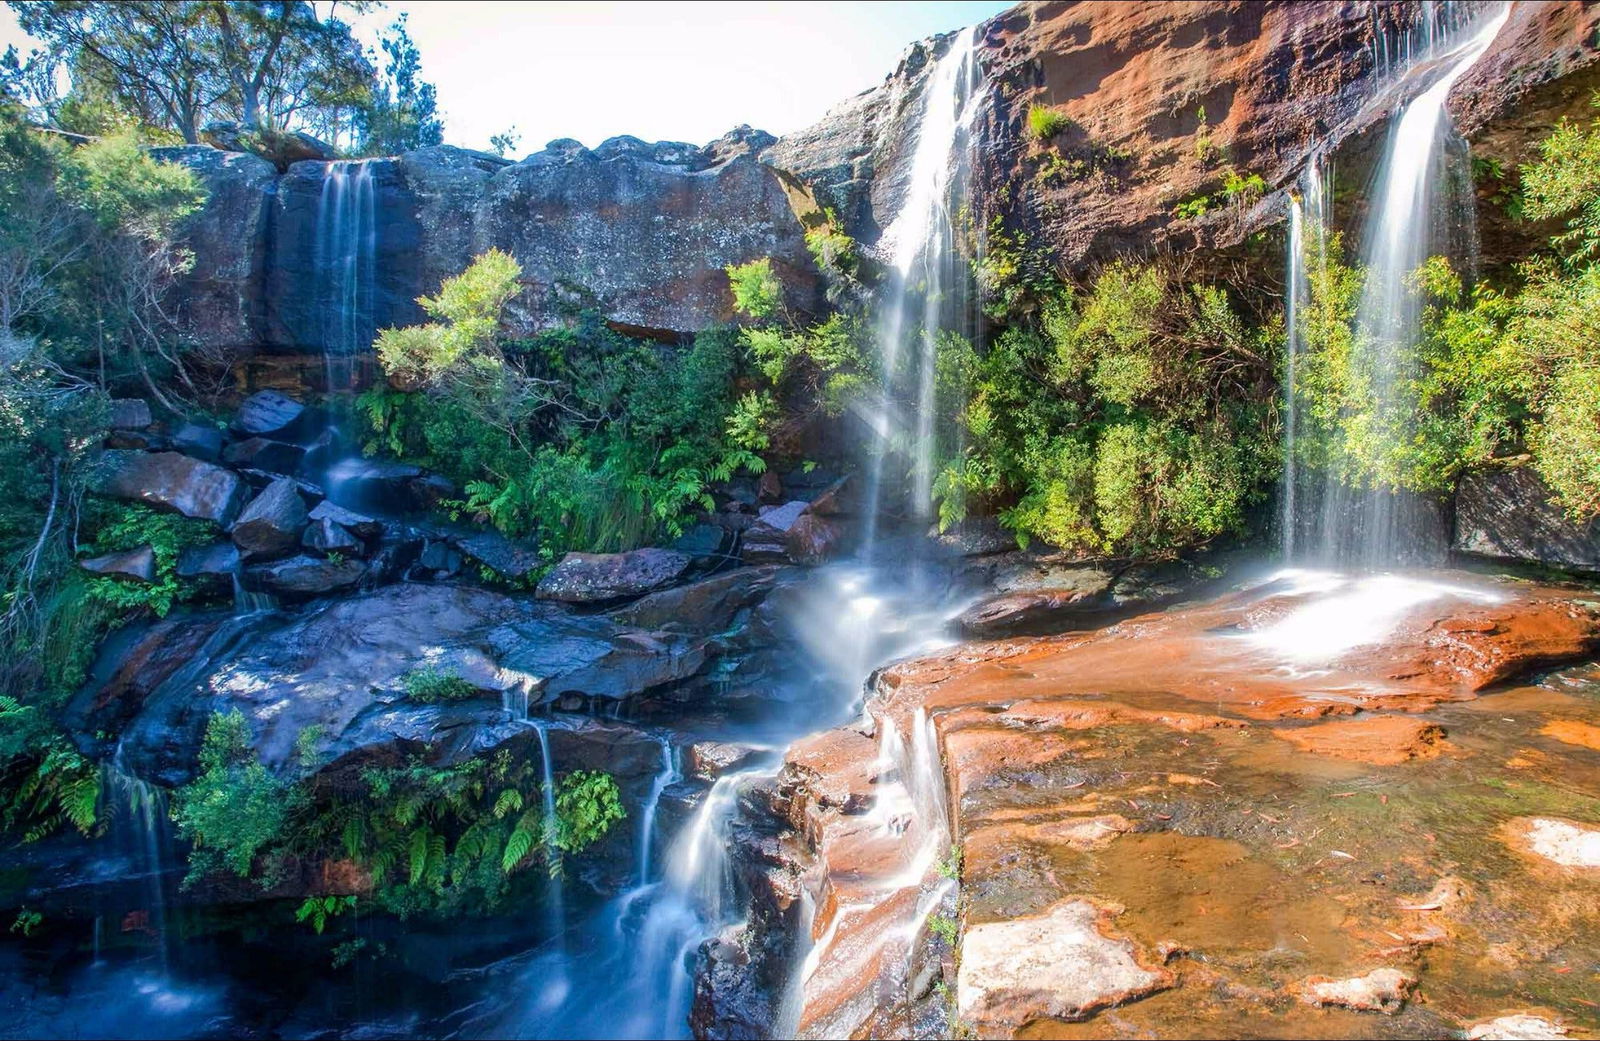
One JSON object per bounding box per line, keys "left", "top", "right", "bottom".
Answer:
{"left": 935, "top": 261, "right": 1279, "bottom": 555}
{"left": 403, "top": 668, "right": 478, "bottom": 702}
{"left": 172, "top": 709, "right": 302, "bottom": 882}
{"left": 1026, "top": 104, "right": 1072, "bottom": 141}
{"left": 79, "top": 501, "right": 217, "bottom": 617}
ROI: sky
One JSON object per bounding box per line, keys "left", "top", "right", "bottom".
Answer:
{"left": 0, "top": 1, "right": 1012, "bottom": 153}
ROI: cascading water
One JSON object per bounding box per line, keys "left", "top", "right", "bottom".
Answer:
{"left": 1281, "top": 156, "right": 1328, "bottom": 560}
{"left": 1287, "top": 2, "right": 1509, "bottom": 565}
{"left": 862, "top": 29, "right": 985, "bottom": 545}
{"left": 314, "top": 160, "right": 378, "bottom": 396}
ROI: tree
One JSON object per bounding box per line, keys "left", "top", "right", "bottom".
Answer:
{"left": 357, "top": 14, "right": 442, "bottom": 156}
{"left": 8, "top": 1, "right": 375, "bottom": 145}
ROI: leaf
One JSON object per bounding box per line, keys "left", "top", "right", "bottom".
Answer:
{"left": 501, "top": 826, "right": 533, "bottom": 873}
{"left": 493, "top": 789, "right": 522, "bottom": 819}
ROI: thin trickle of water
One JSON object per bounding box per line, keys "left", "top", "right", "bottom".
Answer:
{"left": 636, "top": 741, "right": 680, "bottom": 885}
{"left": 105, "top": 750, "right": 176, "bottom": 974}
{"left": 1281, "top": 155, "right": 1327, "bottom": 561}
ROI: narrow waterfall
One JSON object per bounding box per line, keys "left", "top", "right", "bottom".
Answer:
{"left": 314, "top": 160, "right": 378, "bottom": 395}
{"left": 531, "top": 720, "right": 569, "bottom": 1005}
{"left": 862, "top": 29, "right": 984, "bottom": 544}
{"left": 1281, "top": 156, "right": 1328, "bottom": 561}
{"left": 1289, "top": 2, "right": 1509, "bottom": 565}
{"left": 636, "top": 741, "right": 680, "bottom": 885}
{"left": 105, "top": 749, "right": 177, "bottom": 974}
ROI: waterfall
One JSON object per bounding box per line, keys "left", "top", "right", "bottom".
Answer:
{"left": 636, "top": 741, "right": 680, "bottom": 885}
{"left": 1281, "top": 156, "right": 1328, "bottom": 561}
{"left": 105, "top": 749, "right": 176, "bottom": 974}
{"left": 314, "top": 160, "right": 378, "bottom": 395}
{"left": 531, "top": 720, "right": 569, "bottom": 1009}
{"left": 861, "top": 29, "right": 985, "bottom": 545}
{"left": 1289, "top": 2, "right": 1509, "bottom": 565}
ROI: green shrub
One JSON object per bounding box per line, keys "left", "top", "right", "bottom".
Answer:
{"left": 403, "top": 668, "right": 478, "bottom": 702}
{"left": 726, "top": 257, "right": 784, "bottom": 320}
{"left": 79, "top": 501, "right": 217, "bottom": 617}
{"left": 935, "top": 261, "right": 1278, "bottom": 555}
{"left": 1026, "top": 103, "right": 1072, "bottom": 141}
{"left": 551, "top": 770, "right": 625, "bottom": 854}
{"left": 172, "top": 709, "right": 302, "bottom": 882}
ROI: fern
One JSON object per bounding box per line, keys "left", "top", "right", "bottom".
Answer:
{"left": 501, "top": 825, "right": 534, "bottom": 873}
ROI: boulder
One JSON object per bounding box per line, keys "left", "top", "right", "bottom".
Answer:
{"left": 107, "top": 583, "right": 709, "bottom": 784}
{"left": 79, "top": 545, "right": 156, "bottom": 583}
{"left": 247, "top": 554, "right": 366, "bottom": 598}
{"left": 451, "top": 529, "right": 542, "bottom": 582}
{"left": 1299, "top": 968, "right": 1416, "bottom": 1014}
{"left": 741, "top": 501, "right": 808, "bottom": 564}
{"left": 686, "top": 741, "right": 761, "bottom": 781}
{"left": 418, "top": 539, "right": 463, "bottom": 576}
{"left": 302, "top": 515, "right": 363, "bottom": 556}
{"left": 322, "top": 458, "right": 426, "bottom": 514}
{"left": 171, "top": 421, "right": 225, "bottom": 462}
{"left": 307, "top": 500, "right": 384, "bottom": 540}
{"left": 177, "top": 541, "right": 241, "bottom": 596}
{"left": 222, "top": 436, "right": 306, "bottom": 474}
{"left": 489, "top": 610, "right": 707, "bottom": 706}
{"left": 202, "top": 121, "right": 335, "bottom": 166}
{"left": 230, "top": 477, "right": 308, "bottom": 558}
{"left": 1455, "top": 464, "right": 1600, "bottom": 572}
{"left": 933, "top": 515, "right": 1017, "bottom": 557}
{"left": 612, "top": 565, "right": 793, "bottom": 633}
{"left": 784, "top": 513, "right": 845, "bottom": 566}
{"left": 957, "top": 564, "right": 1118, "bottom": 637}
{"left": 957, "top": 900, "right": 1170, "bottom": 1030}
{"left": 236, "top": 390, "right": 306, "bottom": 436}
{"left": 109, "top": 399, "right": 152, "bottom": 430}
{"left": 95, "top": 450, "right": 246, "bottom": 526}
{"left": 536, "top": 548, "right": 695, "bottom": 603}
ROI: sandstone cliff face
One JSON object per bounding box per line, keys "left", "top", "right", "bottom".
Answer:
{"left": 163, "top": 131, "right": 821, "bottom": 363}
{"left": 767, "top": 1, "right": 1600, "bottom": 272}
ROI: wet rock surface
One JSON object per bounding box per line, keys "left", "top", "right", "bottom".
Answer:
{"left": 535, "top": 548, "right": 695, "bottom": 603}
{"left": 94, "top": 450, "right": 248, "bottom": 526}
{"left": 731, "top": 570, "right": 1600, "bottom": 1040}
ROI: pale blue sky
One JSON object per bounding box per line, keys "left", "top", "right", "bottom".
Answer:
{"left": 0, "top": 1, "right": 1012, "bottom": 152}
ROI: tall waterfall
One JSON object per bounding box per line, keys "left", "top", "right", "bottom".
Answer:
{"left": 1285, "top": 2, "right": 1508, "bottom": 565}
{"left": 862, "top": 29, "right": 985, "bottom": 543}
{"left": 314, "top": 160, "right": 378, "bottom": 395}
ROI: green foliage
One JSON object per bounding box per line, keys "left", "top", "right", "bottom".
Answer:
{"left": 370, "top": 254, "right": 774, "bottom": 555}
{"left": 403, "top": 668, "right": 478, "bottom": 703}
{"left": 935, "top": 261, "right": 1278, "bottom": 555}
{"left": 10, "top": 907, "right": 42, "bottom": 937}
{"left": 11, "top": 0, "right": 377, "bottom": 147}
{"left": 1284, "top": 105, "right": 1600, "bottom": 521}
{"left": 1520, "top": 98, "right": 1600, "bottom": 265}
{"left": 935, "top": 843, "right": 962, "bottom": 880}
{"left": 1026, "top": 103, "right": 1072, "bottom": 141}
{"left": 726, "top": 257, "right": 784, "bottom": 320}
{"left": 79, "top": 500, "right": 217, "bottom": 617}
{"left": 928, "top": 912, "right": 959, "bottom": 945}
{"left": 57, "top": 133, "right": 205, "bottom": 233}
{"left": 295, "top": 894, "right": 357, "bottom": 935}
{"left": 356, "top": 15, "right": 443, "bottom": 157}
{"left": 1220, "top": 168, "right": 1267, "bottom": 207}
{"left": 172, "top": 709, "right": 302, "bottom": 883}
{"left": 0, "top": 694, "right": 101, "bottom": 841}
{"left": 1531, "top": 361, "right": 1600, "bottom": 518}
{"left": 551, "top": 770, "right": 625, "bottom": 854}
{"left": 1173, "top": 194, "right": 1212, "bottom": 220}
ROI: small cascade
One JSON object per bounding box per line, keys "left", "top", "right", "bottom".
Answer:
{"left": 1288, "top": 2, "right": 1509, "bottom": 566}
{"left": 862, "top": 28, "right": 985, "bottom": 545}
{"left": 636, "top": 740, "right": 680, "bottom": 885}
{"left": 310, "top": 160, "right": 381, "bottom": 509}
{"left": 104, "top": 750, "right": 177, "bottom": 973}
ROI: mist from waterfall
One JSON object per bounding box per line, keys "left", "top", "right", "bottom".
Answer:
{"left": 1284, "top": 1, "right": 1509, "bottom": 565}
